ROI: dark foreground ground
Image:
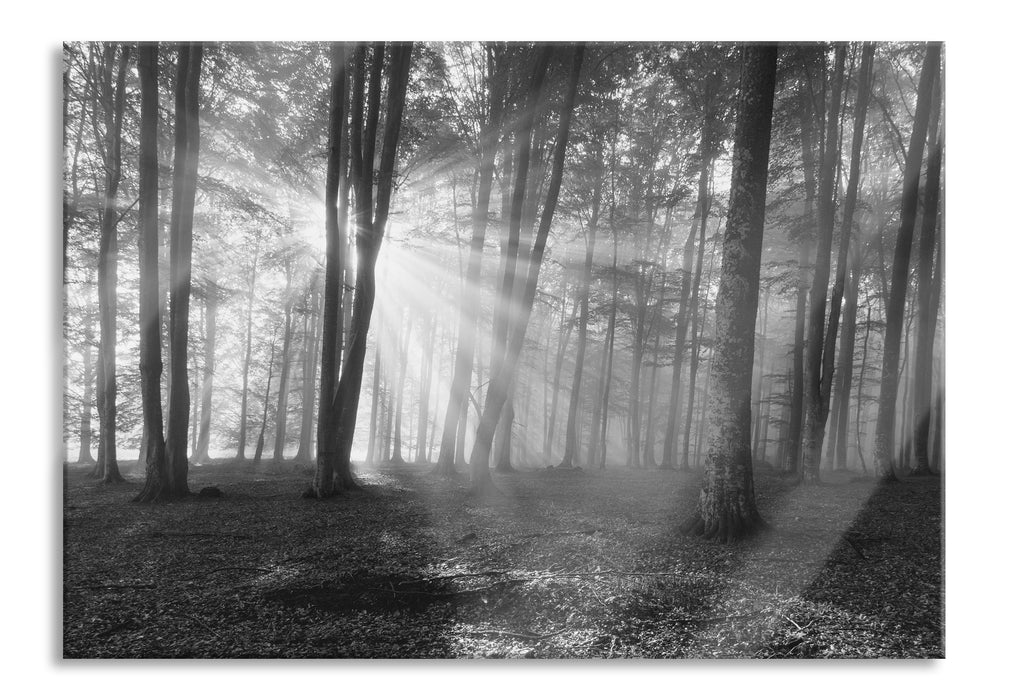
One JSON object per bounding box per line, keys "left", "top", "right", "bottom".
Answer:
{"left": 63, "top": 460, "right": 942, "bottom": 658}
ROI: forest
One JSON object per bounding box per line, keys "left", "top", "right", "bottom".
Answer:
{"left": 62, "top": 40, "right": 943, "bottom": 659}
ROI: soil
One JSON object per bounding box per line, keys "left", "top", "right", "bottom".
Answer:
{"left": 62, "top": 460, "right": 942, "bottom": 658}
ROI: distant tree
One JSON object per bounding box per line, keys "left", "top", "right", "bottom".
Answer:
{"left": 682, "top": 43, "right": 777, "bottom": 542}
{"left": 873, "top": 44, "right": 940, "bottom": 480}
{"left": 469, "top": 45, "right": 583, "bottom": 496}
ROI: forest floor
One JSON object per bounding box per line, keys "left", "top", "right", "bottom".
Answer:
{"left": 62, "top": 459, "right": 942, "bottom": 659}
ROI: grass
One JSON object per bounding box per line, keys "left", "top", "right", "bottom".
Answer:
{"left": 63, "top": 459, "right": 942, "bottom": 658}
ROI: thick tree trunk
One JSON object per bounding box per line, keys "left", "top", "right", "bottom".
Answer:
{"left": 873, "top": 44, "right": 940, "bottom": 479}
{"left": 164, "top": 42, "right": 203, "bottom": 496}
{"left": 683, "top": 44, "right": 776, "bottom": 543}
{"left": 134, "top": 43, "right": 170, "bottom": 502}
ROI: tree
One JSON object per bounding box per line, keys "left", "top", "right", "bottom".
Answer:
{"left": 873, "top": 44, "right": 940, "bottom": 480}
{"left": 93, "top": 42, "right": 131, "bottom": 484}
{"left": 434, "top": 43, "right": 508, "bottom": 477}
{"left": 469, "top": 45, "right": 583, "bottom": 495}
{"left": 312, "top": 42, "right": 413, "bottom": 497}
{"left": 682, "top": 43, "right": 777, "bottom": 542}
{"left": 800, "top": 42, "right": 846, "bottom": 483}
{"left": 910, "top": 60, "right": 943, "bottom": 476}
{"left": 164, "top": 42, "right": 204, "bottom": 497}
{"left": 134, "top": 42, "right": 169, "bottom": 503}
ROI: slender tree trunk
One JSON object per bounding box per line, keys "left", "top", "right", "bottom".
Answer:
{"left": 366, "top": 341, "right": 382, "bottom": 465}
{"left": 296, "top": 274, "right": 321, "bottom": 462}
{"left": 134, "top": 42, "right": 170, "bottom": 502}
{"left": 911, "top": 69, "right": 943, "bottom": 476}
{"left": 545, "top": 285, "right": 572, "bottom": 463}
{"left": 237, "top": 244, "right": 259, "bottom": 460}
{"left": 680, "top": 175, "right": 715, "bottom": 471}
{"left": 470, "top": 46, "right": 581, "bottom": 495}
{"left": 874, "top": 44, "right": 940, "bottom": 479}
{"left": 272, "top": 266, "right": 296, "bottom": 460}
{"left": 559, "top": 152, "right": 603, "bottom": 469}
{"left": 77, "top": 296, "right": 97, "bottom": 465}
{"left": 322, "top": 43, "right": 412, "bottom": 494}
{"left": 253, "top": 337, "right": 277, "bottom": 465}
{"left": 661, "top": 182, "right": 702, "bottom": 468}
{"left": 390, "top": 311, "right": 413, "bottom": 463}
{"left": 194, "top": 279, "right": 217, "bottom": 464}
{"left": 95, "top": 43, "right": 131, "bottom": 484}
{"left": 435, "top": 45, "right": 506, "bottom": 477}
{"left": 683, "top": 44, "right": 777, "bottom": 542}
{"left": 416, "top": 313, "right": 436, "bottom": 463}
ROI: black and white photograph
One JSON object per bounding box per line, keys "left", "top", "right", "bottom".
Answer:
{"left": 57, "top": 36, "right": 948, "bottom": 661}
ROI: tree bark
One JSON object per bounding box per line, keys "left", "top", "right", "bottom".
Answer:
{"left": 435, "top": 44, "right": 507, "bottom": 476}
{"left": 273, "top": 263, "right": 296, "bottom": 460}
{"left": 193, "top": 277, "right": 217, "bottom": 464}
{"left": 469, "top": 45, "right": 582, "bottom": 496}
{"left": 873, "top": 44, "right": 940, "bottom": 479}
{"left": 295, "top": 272, "right": 321, "bottom": 462}
{"left": 94, "top": 43, "right": 130, "bottom": 484}
{"left": 134, "top": 42, "right": 170, "bottom": 502}
{"left": 236, "top": 242, "right": 259, "bottom": 461}
{"left": 321, "top": 43, "right": 412, "bottom": 494}
{"left": 910, "top": 64, "right": 943, "bottom": 476}
{"left": 682, "top": 43, "right": 777, "bottom": 543}
{"left": 164, "top": 42, "right": 203, "bottom": 496}
{"left": 312, "top": 43, "right": 350, "bottom": 495}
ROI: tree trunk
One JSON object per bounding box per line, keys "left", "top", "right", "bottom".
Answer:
{"left": 237, "top": 243, "right": 259, "bottom": 460}
{"left": 164, "top": 42, "right": 203, "bottom": 496}
{"left": 366, "top": 341, "right": 382, "bottom": 465}
{"left": 873, "top": 44, "right": 940, "bottom": 479}
{"left": 680, "top": 168, "right": 715, "bottom": 471}
{"left": 273, "top": 266, "right": 296, "bottom": 460}
{"left": 295, "top": 273, "right": 321, "bottom": 462}
{"left": 910, "top": 67, "right": 943, "bottom": 476}
{"left": 321, "top": 43, "right": 412, "bottom": 494}
{"left": 434, "top": 45, "right": 506, "bottom": 477}
{"left": 683, "top": 44, "right": 777, "bottom": 543}
{"left": 134, "top": 43, "right": 170, "bottom": 502}
{"left": 193, "top": 278, "right": 217, "bottom": 464}
{"left": 390, "top": 310, "right": 413, "bottom": 464}
{"left": 470, "top": 45, "right": 582, "bottom": 495}
{"left": 416, "top": 313, "right": 437, "bottom": 463}
{"left": 253, "top": 336, "right": 277, "bottom": 465}
{"left": 94, "top": 43, "right": 130, "bottom": 484}
{"left": 312, "top": 43, "right": 349, "bottom": 495}
{"left": 77, "top": 296, "right": 96, "bottom": 465}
